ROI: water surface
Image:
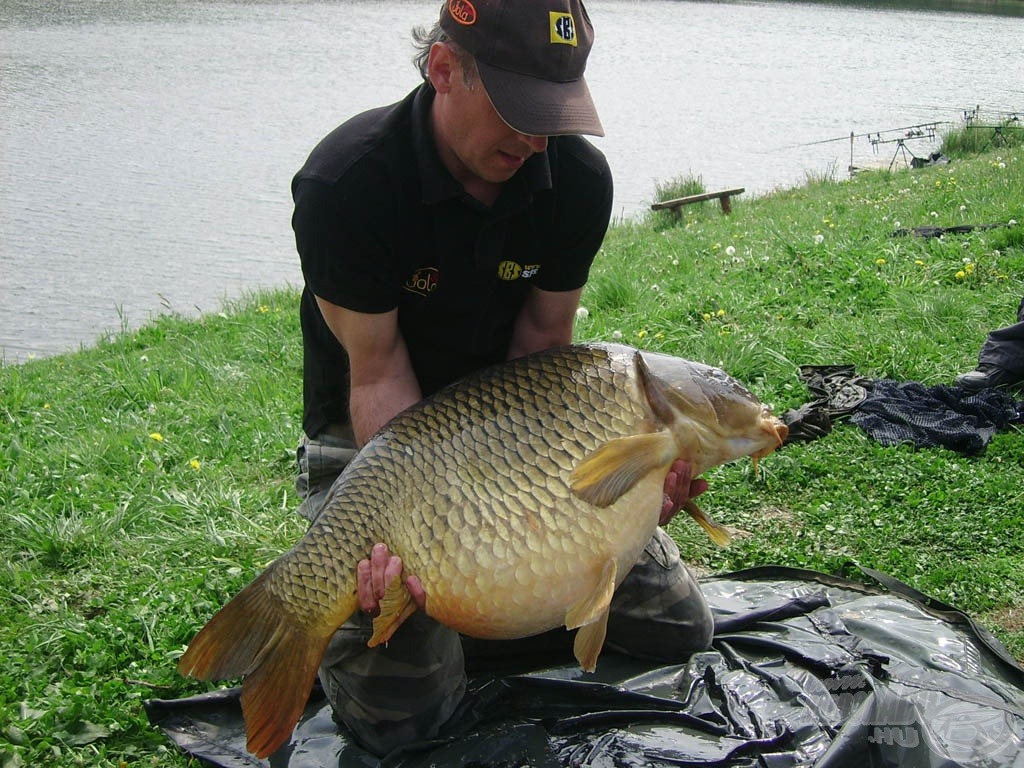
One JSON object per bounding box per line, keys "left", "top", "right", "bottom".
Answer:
{"left": 2, "top": 0, "right": 1022, "bottom": 361}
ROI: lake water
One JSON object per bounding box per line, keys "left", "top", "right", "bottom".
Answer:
{"left": 2, "top": 0, "right": 1022, "bottom": 362}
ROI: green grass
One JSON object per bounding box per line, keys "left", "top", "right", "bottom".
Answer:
{"left": 941, "top": 119, "right": 1023, "bottom": 158}
{"left": 2, "top": 146, "right": 1023, "bottom": 767}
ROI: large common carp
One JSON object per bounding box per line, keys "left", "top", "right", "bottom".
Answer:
{"left": 179, "top": 343, "right": 787, "bottom": 757}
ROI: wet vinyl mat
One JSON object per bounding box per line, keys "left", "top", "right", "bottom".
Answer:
{"left": 146, "top": 567, "right": 1024, "bottom": 767}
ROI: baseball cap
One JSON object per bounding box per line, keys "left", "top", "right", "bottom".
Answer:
{"left": 438, "top": 0, "right": 604, "bottom": 137}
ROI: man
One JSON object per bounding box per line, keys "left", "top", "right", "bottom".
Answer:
{"left": 290, "top": 0, "right": 713, "bottom": 755}
{"left": 956, "top": 294, "right": 1024, "bottom": 391}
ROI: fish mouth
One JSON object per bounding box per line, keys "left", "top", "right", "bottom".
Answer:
{"left": 750, "top": 418, "right": 788, "bottom": 460}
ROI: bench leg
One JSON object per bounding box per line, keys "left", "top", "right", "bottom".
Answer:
{"left": 719, "top": 195, "right": 732, "bottom": 215}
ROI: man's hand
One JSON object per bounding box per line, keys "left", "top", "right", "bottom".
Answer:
{"left": 660, "top": 459, "right": 708, "bottom": 526}
{"left": 356, "top": 543, "right": 427, "bottom": 616}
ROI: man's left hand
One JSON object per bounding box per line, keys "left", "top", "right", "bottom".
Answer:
{"left": 661, "top": 459, "right": 708, "bottom": 526}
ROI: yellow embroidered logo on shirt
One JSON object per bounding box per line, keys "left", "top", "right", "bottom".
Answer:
{"left": 549, "top": 12, "right": 577, "bottom": 46}
{"left": 497, "top": 261, "right": 541, "bottom": 281}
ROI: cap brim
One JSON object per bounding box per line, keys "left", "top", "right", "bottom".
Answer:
{"left": 476, "top": 62, "right": 604, "bottom": 138}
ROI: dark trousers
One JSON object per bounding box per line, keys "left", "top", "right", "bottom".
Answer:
{"left": 978, "top": 294, "right": 1024, "bottom": 373}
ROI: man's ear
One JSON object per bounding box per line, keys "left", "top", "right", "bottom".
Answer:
{"left": 427, "top": 42, "right": 455, "bottom": 93}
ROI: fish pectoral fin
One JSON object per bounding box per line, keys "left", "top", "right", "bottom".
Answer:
{"left": 683, "top": 499, "right": 731, "bottom": 547}
{"left": 570, "top": 432, "right": 676, "bottom": 508}
{"left": 368, "top": 576, "right": 418, "bottom": 647}
{"left": 565, "top": 558, "right": 617, "bottom": 630}
{"left": 573, "top": 608, "right": 610, "bottom": 673}
{"left": 178, "top": 569, "right": 338, "bottom": 759}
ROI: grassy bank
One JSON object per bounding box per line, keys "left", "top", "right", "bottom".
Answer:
{"left": 2, "top": 145, "right": 1023, "bottom": 767}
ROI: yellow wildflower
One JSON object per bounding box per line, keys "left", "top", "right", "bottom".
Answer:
{"left": 149, "top": 432, "right": 164, "bottom": 442}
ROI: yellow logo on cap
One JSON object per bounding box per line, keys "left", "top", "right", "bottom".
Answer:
{"left": 549, "top": 11, "right": 578, "bottom": 46}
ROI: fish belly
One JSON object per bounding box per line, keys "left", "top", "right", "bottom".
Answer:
{"left": 411, "top": 473, "right": 664, "bottom": 639}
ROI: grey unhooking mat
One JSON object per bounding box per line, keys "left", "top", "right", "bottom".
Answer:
{"left": 145, "top": 567, "right": 1024, "bottom": 767}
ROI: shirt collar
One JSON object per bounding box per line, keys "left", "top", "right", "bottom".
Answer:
{"left": 411, "top": 83, "right": 553, "bottom": 209}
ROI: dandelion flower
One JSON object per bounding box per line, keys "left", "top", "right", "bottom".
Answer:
{"left": 611, "top": 330, "right": 623, "bottom": 340}
{"left": 189, "top": 458, "right": 201, "bottom": 471}
{"left": 149, "top": 432, "right": 164, "bottom": 442}
{"left": 725, "top": 245, "right": 736, "bottom": 256}
{"left": 955, "top": 270, "right": 966, "bottom": 280}
{"left": 575, "top": 306, "right": 590, "bottom": 321}
{"left": 876, "top": 258, "right": 886, "bottom": 266}
{"left": 671, "top": 259, "right": 679, "bottom": 266}
{"left": 929, "top": 211, "right": 939, "bottom": 218}
{"left": 814, "top": 234, "right": 825, "bottom": 244}
{"left": 894, "top": 221, "right": 901, "bottom": 229}
{"left": 959, "top": 205, "right": 967, "bottom": 212}
{"left": 702, "top": 312, "right": 712, "bottom": 322}
{"left": 716, "top": 309, "right": 725, "bottom": 317}
{"left": 915, "top": 259, "right": 925, "bottom": 266}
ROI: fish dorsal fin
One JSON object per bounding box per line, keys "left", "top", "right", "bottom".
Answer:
{"left": 569, "top": 431, "right": 676, "bottom": 508}
{"left": 565, "top": 558, "right": 617, "bottom": 630}
{"left": 369, "top": 575, "right": 419, "bottom": 647}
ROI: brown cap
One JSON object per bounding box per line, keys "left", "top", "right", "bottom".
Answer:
{"left": 438, "top": 0, "right": 604, "bottom": 137}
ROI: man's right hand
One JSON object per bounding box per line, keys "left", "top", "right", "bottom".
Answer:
{"left": 356, "top": 543, "right": 427, "bottom": 616}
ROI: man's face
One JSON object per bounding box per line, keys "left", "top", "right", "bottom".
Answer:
{"left": 430, "top": 45, "right": 548, "bottom": 188}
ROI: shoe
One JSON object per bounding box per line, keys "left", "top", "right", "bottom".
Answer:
{"left": 956, "top": 364, "right": 1024, "bottom": 392}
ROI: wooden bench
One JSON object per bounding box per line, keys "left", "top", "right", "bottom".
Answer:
{"left": 650, "top": 187, "right": 745, "bottom": 215}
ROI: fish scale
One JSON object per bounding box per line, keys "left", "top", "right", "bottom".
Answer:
{"left": 178, "top": 343, "right": 788, "bottom": 758}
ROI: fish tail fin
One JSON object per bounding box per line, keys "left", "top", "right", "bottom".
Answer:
{"left": 178, "top": 570, "right": 337, "bottom": 758}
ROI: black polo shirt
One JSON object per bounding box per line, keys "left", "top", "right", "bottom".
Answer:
{"left": 292, "top": 84, "right": 613, "bottom": 439}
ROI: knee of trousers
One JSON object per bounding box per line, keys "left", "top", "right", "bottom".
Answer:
{"left": 317, "top": 612, "right": 467, "bottom": 756}
{"left": 605, "top": 528, "right": 714, "bottom": 660}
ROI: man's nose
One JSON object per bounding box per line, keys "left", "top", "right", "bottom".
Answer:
{"left": 519, "top": 133, "right": 549, "bottom": 153}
